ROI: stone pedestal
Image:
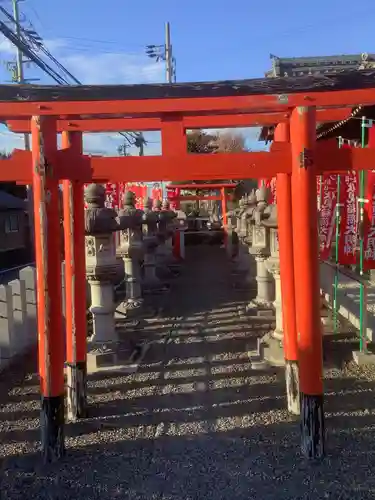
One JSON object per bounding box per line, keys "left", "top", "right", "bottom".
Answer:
{"left": 247, "top": 252, "right": 274, "bottom": 314}
{"left": 265, "top": 223, "right": 282, "bottom": 341}
{"left": 118, "top": 237, "right": 143, "bottom": 310}
{"left": 88, "top": 277, "right": 116, "bottom": 341}
{"left": 247, "top": 220, "right": 273, "bottom": 314}
{"left": 142, "top": 199, "right": 169, "bottom": 294}
{"left": 233, "top": 238, "right": 251, "bottom": 274}
{"left": 86, "top": 233, "right": 118, "bottom": 343}
{"left": 86, "top": 233, "right": 130, "bottom": 374}
{"left": 260, "top": 205, "right": 288, "bottom": 371}
{"left": 85, "top": 186, "right": 141, "bottom": 375}
{"left": 117, "top": 194, "right": 145, "bottom": 312}
{"left": 143, "top": 237, "right": 169, "bottom": 293}
{"left": 270, "top": 269, "right": 282, "bottom": 339}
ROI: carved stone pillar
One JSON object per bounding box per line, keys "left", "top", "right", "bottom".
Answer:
{"left": 84, "top": 185, "right": 125, "bottom": 374}
{"left": 161, "top": 199, "right": 179, "bottom": 267}
{"left": 154, "top": 200, "right": 177, "bottom": 279}
{"left": 117, "top": 191, "right": 144, "bottom": 310}
{"left": 264, "top": 205, "right": 283, "bottom": 340}
{"left": 247, "top": 186, "right": 274, "bottom": 314}
{"left": 85, "top": 185, "right": 119, "bottom": 345}
{"left": 236, "top": 193, "right": 257, "bottom": 289}
{"left": 142, "top": 197, "right": 168, "bottom": 293}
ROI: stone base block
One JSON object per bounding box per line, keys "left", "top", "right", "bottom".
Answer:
{"left": 87, "top": 342, "right": 149, "bottom": 375}
{"left": 352, "top": 350, "right": 375, "bottom": 366}
{"left": 246, "top": 300, "right": 275, "bottom": 318}
{"left": 262, "top": 334, "right": 285, "bottom": 367}
{"left": 247, "top": 337, "right": 270, "bottom": 370}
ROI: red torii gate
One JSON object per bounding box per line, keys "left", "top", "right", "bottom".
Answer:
{"left": 165, "top": 182, "right": 236, "bottom": 222}
{"left": 2, "top": 73, "right": 375, "bottom": 463}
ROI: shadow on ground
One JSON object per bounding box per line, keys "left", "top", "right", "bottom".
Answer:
{"left": 1, "top": 246, "right": 375, "bottom": 499}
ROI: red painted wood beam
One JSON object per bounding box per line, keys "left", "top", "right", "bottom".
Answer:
{"left": 166, "top": 183, "right": 236, "bottom": 190}
{"left": 4, "top": 108, "right": 352, "bottom": 133}
{"left": 5, "top": 141, "right": 375, "bottom": 184}
{"left": 168, "top": 195, "right": 222, "bottom": 201}
{"left": 0, "top": 143, "right": 290, "bottom": 183}
{"left": 0, "top": 90, "right": 373, "bottom": 117}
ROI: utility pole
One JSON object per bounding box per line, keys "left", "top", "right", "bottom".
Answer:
{"left": 11, "top": 0, "right": 30, "bottom": 150}
{"left": 165, "top": 21, "right": 172, "bottom": 84}
{"left": 146, "top": 21, "right": 176, "bottom": 83}
{"left": 11, "top": 0, "right": 34, "bottom": 255}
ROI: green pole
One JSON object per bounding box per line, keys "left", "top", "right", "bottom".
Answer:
{"left": 359, "top": 117, "right": 367, "bottom": 353}
{"left": 333, "top": 137, "right": 343, "bottom": 333}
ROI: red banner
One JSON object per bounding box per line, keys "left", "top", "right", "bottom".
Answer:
{"left": 104, "top": 182, "right": 121, "bottom": 209}
{"left": 123, "top": 182, "right": 147, "bottom": 209}
{"left": 319, "top": 175, "right": 338, "bottom": 260}
{"left": 83, "top": 182, "right": 123, "bottom": 209}
{"left": 167, "top": 187, "right": 180, "bottom": 210}
{"left": 337, "top": 172, "right": 358, "bottom": 265}
{"left": 152, "top": 184, "right": 163, "bottom": 202}
{"left": 258, "top": 178, "right": 276, "bottom": 204}
{"left": 363, "top": 126, "right": 375, "bottom": 269}
{"left": 363, "top": 171, "right": 375, "bottom": 269}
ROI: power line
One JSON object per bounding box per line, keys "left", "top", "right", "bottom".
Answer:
{"left": 0, "top": 2, "right": 146, "bottom": 153}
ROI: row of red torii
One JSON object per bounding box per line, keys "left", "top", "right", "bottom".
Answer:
{"left": 3, "top": 73, "right": 375, "bottom": 463}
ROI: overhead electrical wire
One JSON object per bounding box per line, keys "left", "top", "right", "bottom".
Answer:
{"left": 0, "top": 5, "right": 144, "bottom": 150}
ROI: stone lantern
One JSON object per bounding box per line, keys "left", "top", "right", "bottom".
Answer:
{"left": 84, "top": 184, "right": 123, "bottom": 371}
{"left": 154, "top": 199, "right": 177, "bottom": 277}
{"left": 142, "top": 197, "right": 168, "bottom": 292}
{"left": 263, "top": 204, "right": 282, "bottom": 340}
{"left": 247, "top": 186, "right": 274, "bottom": 314}
{"left": 117, "top": 191, "right": 144, "bottom": 310}
{"left": 161, "top": 199, "right": 178, "bottom": 264}
{"left": 233, "top": 192, "right": 257, "bottom": 288}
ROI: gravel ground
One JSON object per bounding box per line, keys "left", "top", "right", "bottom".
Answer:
{"left": 2, "top": 246, "right": 375, "bottom": 499}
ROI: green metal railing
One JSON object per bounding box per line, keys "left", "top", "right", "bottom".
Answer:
{"left": 327, "top": 118, "right": 372, "bottom": 353}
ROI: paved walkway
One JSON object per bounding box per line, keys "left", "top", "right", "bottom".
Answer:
{"left": 2, "top": 246, "right": 375, "bottom": 499}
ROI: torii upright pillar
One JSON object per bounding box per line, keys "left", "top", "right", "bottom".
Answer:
{"left": 62, "top": 131, "right": 88, "bottom": 421}
{"left": 31, "top": 116, "right": 65, "bottom": 462}
{"left": 275, "top": 123, "right": 300, "bottom": 416}
{"left": 290, "top": 106, "right": 325, "bottom": 459}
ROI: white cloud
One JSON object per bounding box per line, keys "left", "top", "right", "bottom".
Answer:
{"left": 0, "top": 37, "right": 164, "bottom": 155}
{"left": 62, "top": 53, "right": 164, "bottom": 85}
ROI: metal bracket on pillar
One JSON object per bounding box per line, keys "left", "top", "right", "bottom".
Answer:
{"left": 299, "top": 148, "right": 313, "bottom": 170}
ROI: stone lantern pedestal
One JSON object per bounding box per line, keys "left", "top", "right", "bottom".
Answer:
{"left": 232, "top": 194, "right": 257, "bottom": 289}
{"left": 264, "top": 205, "right": 283, "bottom": 340}
{"left": 142, "top": 198, "right": 169, "bottom": 293}
{"left": 117, "top": 192, "right": 145, "bottom": 313}
{"left": 84, "top": 184, "right": 134, "bottom": 374}
{"left": 260, "top": 205, "right": 289, "bottom": 369}
{"left": 247, "top": 225, "right": 274, "bottom": 315}
{"left": 246, "top": 187, "right": 274, "bottom": 315}
{"left": 154, "top": 200, "right": 179, "bottom": 279}
{"left": 86, "top": 234, "right": 118, "bottom": 341}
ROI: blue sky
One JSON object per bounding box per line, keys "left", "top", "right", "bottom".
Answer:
{"left": 0, "top": 0, "right": 373, "bottom": 155}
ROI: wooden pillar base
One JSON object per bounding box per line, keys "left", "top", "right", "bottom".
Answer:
{"left": 300, "top": 392, "right": 325, "bottom": 459}
{"left": 40, "top": 394, "right": 65, "bottom": 463}
{"left": 285, "top": 360, "right": 300, "bottom": 415}
{"left": 66, "top": 361, "right": 88, "bottom": 421}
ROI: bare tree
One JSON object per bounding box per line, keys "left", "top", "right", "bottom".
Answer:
{"left": 212, "top": 131, "right": 247, "bottom": 153}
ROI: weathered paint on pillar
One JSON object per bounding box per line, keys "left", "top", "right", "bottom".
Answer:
{"left": 275, "top": 123, "right": 300, "bottom": 416}
{"left": 62, "top": 131, "right": 88, "bottom": 421}
{"left": 31, "top": 116, "right": 65, "bottom": 462}
{"left": 290, "top": 106, "right": 325, "bottom": 459}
